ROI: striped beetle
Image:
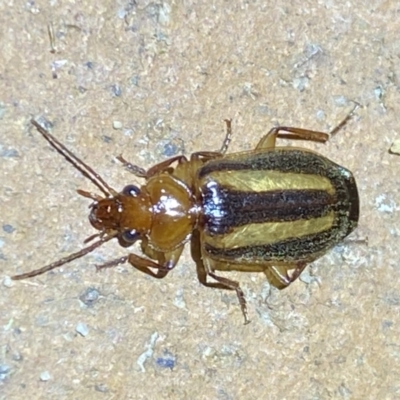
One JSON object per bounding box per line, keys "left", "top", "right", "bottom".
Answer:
{"left": 12, "top": 118, "right": 359, "bottom": 323}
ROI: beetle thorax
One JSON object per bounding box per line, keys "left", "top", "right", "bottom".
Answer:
{"left": 145, "top": 173, "right": 199, "bottom": 251}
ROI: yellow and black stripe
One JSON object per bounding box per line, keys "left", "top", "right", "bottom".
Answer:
{"left": 198, "top": 148, "right": 359, "bottom": 264}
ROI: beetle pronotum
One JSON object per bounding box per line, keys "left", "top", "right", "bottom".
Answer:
{"left": 12, "top": 116, "right": 359, "bottom": 323}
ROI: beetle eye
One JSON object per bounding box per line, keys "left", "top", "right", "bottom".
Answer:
{"left": 121, "top": 229, "right": 140, "bottom": 243}
{"left": 122, "top": 184, "right": 140, "bottom": 197}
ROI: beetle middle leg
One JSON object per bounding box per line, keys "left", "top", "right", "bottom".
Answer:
{"left": 196, "top": 262, "right": 250, "bottom": 324}
{"left": 191, "top": 230, "right": 249, "bottom": 324}
{"left": 190, "top": 118, "right": 235, "bottom": 163}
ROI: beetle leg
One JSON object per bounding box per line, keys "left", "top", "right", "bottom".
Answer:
{"left": 219, "top": 119, "right": 233, "bottom": 155}
{"left": 141, "top": 242, "right": 184, "bottom": 273}
{"left": 96, "top": 246, "right": 183, "bottom": 279}
{"left": 126, "top": 251, "right": 179, "bottom": 278}
{"left": 117, "top": 154, "right": 189, "bottom": 178}
{"left": 190, "top": 151, "right": 223, "bottom": 162}
{"left": 146, "top": 156, "right": 189, "bottom": 177}
{"left": 204, "top": 269, "right": 250, "bottom": 325}
{"left": 330, "top": 102, "right": 360, "bottom": 136}
{"left": 132, "top": 254, "right": 172, "bottom": 278}
{"left": 190, "top": 119, "right": 234, "bottom": 162}
{"left": 257, "top": 104, "right": 359, "bottom": 149}
{"left": 264, "top": 262, "right": 308, "bottom": 289}
{"left": 96, "top": 254, "right": 166, "bottom": 278}
{"left": 256, "top": 127, "right": 330, "bottom": 149}
{"left": 191, "top": 230, "right": 249, "bottom": 323}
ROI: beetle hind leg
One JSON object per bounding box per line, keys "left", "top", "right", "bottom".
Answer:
{"left": 256, "top": 127, "right": 329, "bottom": 149}
{"left": 264, "top": 262, "right": 308, "bottom": 289}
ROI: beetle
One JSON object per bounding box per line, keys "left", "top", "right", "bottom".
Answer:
{"left": 12, "top": 117, "right": 359, "bottom": 323}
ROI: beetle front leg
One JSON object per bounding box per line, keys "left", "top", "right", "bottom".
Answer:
{"left": 96, "top": 254, "right": 167, "bottom": 278}
{"left": 96, "top": 246, "right": 184, "bottom": 279}
{"left": 127, "top": 250, "right": 183, "bottom": 278}
{"left": 141, "top": 241, "right": 184, "bottom": 272}
{"left": 117, "top": 155, "right": 189, "bottom": 179}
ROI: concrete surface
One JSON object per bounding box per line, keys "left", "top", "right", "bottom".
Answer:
{"left": 1, "top": 1, "right": 400, "bottom": 399}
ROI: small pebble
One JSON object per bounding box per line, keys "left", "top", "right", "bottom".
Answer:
{"left": 3, "top": 276, "right": 13, "bottom": 288}
{"left": 163, "top": 142, "right": 178, "bottom": 157}
{"left": 156, "top": 351, "right": 176, "bottom": 370}
{"left": 95, "top": 383, "right": 109, "bottom": 393}
{"left": 40, "top": 371, "right": 51, "bottom": 381}
{"left": 389, "top": 139, "right": 400, "bottom": 155}
{"left": 79, "top": 287, "right": 100, "bottom": 306}
{"left": 76, "top": 322, "right": 89, "bottom": 337}
{"left": 3, "top": 224, "right": 15, "bottom": 234}
{"left": 111, "top": 84, "right": 122, "bottom": 97}
{"left": 0, "top": 102, "right": 6, "bottom": 119}
{"left": 0, "top": 364, "right": 10, "bottom": 380}
{"left": 113, "top": 121, "right": 123, "bottom": 130}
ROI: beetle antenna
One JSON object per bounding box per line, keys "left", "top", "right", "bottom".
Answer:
{"left": 77, "top": 189, "right": 103, "bottom": 202}
{"left": 11, "top": 232, "right": 117, "bottom": 280}
{"left": 31, "top": 119, "right": 118, "bottom": 197}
